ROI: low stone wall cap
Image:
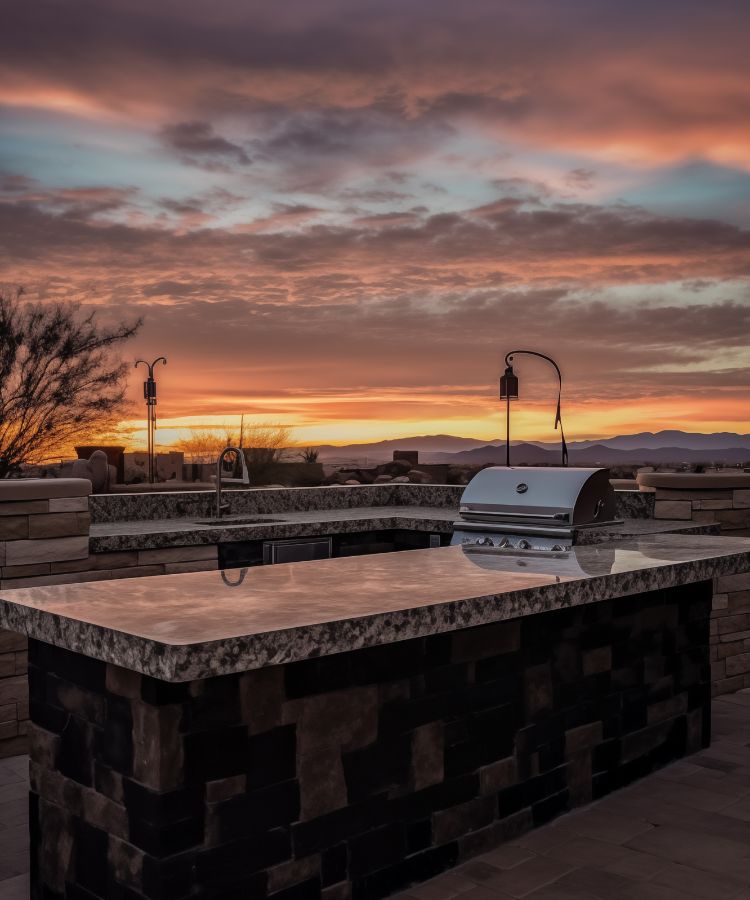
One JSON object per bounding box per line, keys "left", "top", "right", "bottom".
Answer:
{"left": 0, "top": 477, "right": 92, "bottom": 501}
{"left": 638, "top": 472, "right": 750, "bottom": 490}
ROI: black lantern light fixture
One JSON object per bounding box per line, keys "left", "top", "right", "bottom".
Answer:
{"left": 499, "top": 363, "right": 519, "bottom": 467}
{"left": 135, "top": 356, "right": 167, "bottom": 484}
{"left": 500, "top": 350, "right": 568, "bottom": 468}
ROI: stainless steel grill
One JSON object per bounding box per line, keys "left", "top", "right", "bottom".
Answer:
{"left": 451, "top": 466, "right": 619, "bottom": 553}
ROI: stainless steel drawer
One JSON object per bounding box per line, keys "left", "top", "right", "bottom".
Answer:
{"left": 262, "top": 537, "right": 333, "bottom": 565}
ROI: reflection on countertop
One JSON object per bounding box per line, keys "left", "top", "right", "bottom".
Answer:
{"left": 460, "top": 544, "right": 617, "bottom": 577}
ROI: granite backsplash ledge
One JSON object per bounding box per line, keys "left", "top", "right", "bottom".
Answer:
{"left": 89, "top": 483, "right": 464, "bottom": 522}
{"left": 89, "top": 483, "right": 654, "bottom": 523}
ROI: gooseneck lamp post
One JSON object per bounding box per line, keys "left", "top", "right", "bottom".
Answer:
{"left": 135, "top": 357, "right": 167, "bottom": 484}
{"left": 500, "top": 350, "right": 568, "bottom": 468}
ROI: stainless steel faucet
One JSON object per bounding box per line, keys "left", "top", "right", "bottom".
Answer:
{"left": 215, "top": 447, "right": 250, "bottom": 517}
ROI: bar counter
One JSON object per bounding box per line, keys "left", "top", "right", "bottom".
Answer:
{"left": 1, "top": 533, "right": 749, "bottom": 899}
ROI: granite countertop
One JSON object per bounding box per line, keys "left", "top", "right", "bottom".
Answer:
{"left": 89, "top": 506, "right": 718, "bottom": 553}
{"left": 1, "top": 533, "right": 748, "bottom": 682}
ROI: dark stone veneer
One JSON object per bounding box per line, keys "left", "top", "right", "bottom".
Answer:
{"left": 28, "top": 581, "right": 711, "bottom": 899}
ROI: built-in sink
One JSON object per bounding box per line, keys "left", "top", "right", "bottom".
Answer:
{"left": 195, "top": 517, "right": 288, "bottom": 526}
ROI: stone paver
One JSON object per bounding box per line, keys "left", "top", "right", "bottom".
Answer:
{"left": 649, "top": 861, "right": 748, "bottom": 898}
{"left": 0, "top": 873, "right": 29, "bottom": 900}
{"left": 0, "top": 753, "right": 28, "bottom": 887}
{"left": 1, "top": 691, "right": 748, "bottom": 899}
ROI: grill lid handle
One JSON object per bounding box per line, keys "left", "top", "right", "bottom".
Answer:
{"left": 459, "top": 506, "right": 570, "bottom": 522}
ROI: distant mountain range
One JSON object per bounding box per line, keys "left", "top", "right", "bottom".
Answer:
{"left": 314, "top": 430, "right": 750, "bottom": 465}
{"left": 546, "top": 430, "right": 750, "bottom": 452}
{"left": 430, "top": 443, "right": 750, "bottom": 466}
{"left": 313, "top": 434, "right": 498, "bottom": 462}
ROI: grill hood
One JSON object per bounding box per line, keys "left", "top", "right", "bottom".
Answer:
{"left": 458, "top": 466, "right": 616, "bottom": 530}
{"left": 452, "top": 466, "right": 619, "bottom": 550}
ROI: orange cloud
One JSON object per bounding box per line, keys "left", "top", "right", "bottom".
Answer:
{"left": 2, "top": 1, "right": 750, "bottom": 445}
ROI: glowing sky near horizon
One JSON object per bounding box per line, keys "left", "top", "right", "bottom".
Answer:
{"left": 1, "top": 0, "right": 749, "bottom": 447}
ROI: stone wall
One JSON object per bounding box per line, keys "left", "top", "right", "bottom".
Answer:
{"left": 0, "top": 547, "right": 219, "bottom": 760}
{"left": 710, "top": 570, "right": 750, "bottom": 695}
{"left": 0, "top": 540, "right": 218, "bottom": 758}
{"left": 652, "top": 487, "right": 750, "bottom": 532}
{"left": 0, "top": 479, "right": 91, "bottom": 759}
{"left": 0, "top": 628, "right": 27, "bottom": 758}
{"left": 27, "top": 582, "right": 710, "bottom": 899}
{"left": 123, "top": 451, "right": 185, "bottom": 484}
{"left": 0, "top": 482, "right": 89, "bottom": 577}
{"left": 4, "top": 544, "right": 219, "bottom": 590}
{"left": 641, "top": 482, "right": 750, "bottom": 696}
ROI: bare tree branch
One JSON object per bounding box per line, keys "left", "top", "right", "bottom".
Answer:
{"left": 0, "top": 288, "right": 141, "bottom": 477}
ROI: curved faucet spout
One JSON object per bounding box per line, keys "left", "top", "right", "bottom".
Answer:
{"left": 215, "top": 447, "right": 250, "bottom": 518}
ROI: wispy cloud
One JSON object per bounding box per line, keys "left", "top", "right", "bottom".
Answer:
{"left": 160, "top": 120, "right": 251, "bottom": 169}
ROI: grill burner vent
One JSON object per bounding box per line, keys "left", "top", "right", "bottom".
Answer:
{"left": 451, "top": 466, "right": 620, "bottom": 552}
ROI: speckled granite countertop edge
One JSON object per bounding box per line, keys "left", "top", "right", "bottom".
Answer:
{"left": 88, "top": 506, "right": 718, "bottom": 554}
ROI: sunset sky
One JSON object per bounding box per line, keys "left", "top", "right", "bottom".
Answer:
{"left": 1, "top": 0, "right": 749, "bottom": 448}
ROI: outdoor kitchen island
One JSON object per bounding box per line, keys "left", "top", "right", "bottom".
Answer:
{"left": 2, "top": 533, "right": 750, "bottom": 900}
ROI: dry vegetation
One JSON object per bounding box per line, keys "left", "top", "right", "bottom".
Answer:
{"left": 173, "top": 423, "right": 293, "bottom": 465}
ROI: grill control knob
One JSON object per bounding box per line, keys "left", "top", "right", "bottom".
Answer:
{"left": 551, "top": 544, "right": 564, "bottom": 552}
{"left": 479, "top": 537, "right": 494, "bottom": 546}
{"left": 518, "top": 539, "right": 531, "bottom": 550}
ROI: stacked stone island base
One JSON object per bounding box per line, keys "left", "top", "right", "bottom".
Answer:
{"left": 28, "top": 582, "right": 710, "bottom": 900}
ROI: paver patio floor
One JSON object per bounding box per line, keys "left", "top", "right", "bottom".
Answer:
{"left": 0, "top": 752, "right": 29, "bottom": 900}
{"left": 1, "top": 691, "right": 748, "bottom": 900}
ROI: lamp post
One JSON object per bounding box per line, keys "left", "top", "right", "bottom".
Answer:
{"left": 135, "top": 357, "right": 167, "bottom": 484}
{"left": 500, "top": 350, "right": 568, "bottom": 468}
